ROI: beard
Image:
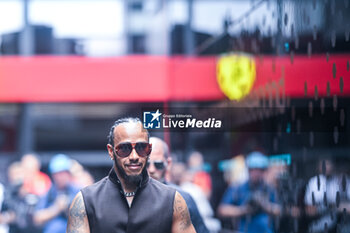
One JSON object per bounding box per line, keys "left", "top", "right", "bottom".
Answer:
{"left": 113, "top": 152, "right": 147, "bottom": 186}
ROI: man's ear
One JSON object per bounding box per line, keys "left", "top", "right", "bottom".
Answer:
{"left": 167, "top": 157, "right": 172, "bottom": 170}
{"left": 107, "top": 144, "right": 114, "bottom": 160}
{"left": 165, "top": 157, "right": 173, "bottom": 183}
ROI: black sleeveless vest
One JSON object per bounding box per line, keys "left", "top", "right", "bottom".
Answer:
{"left": 81, "top": 168, "right": 176, "bottom": 233}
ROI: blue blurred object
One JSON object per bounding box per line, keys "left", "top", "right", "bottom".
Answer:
{"left": 286, "top": 122, "right": 291, "bottom": 133}
{"left": 203, "top": 162, "right": 212, "bottom": 172}
{"left": 269, "top": 153, "right": 291, "bottom": 165}
{"left": 246, "top": 151, "right": 269, "bottom": 169}
{"left": 49, "top": 154, "right": 72, "bottom": 174}
{"left": 218, "top": 160, "right": 234, "bottom": 172}
{"left": 284, "top": 42, "right": 290, "bottom": 52}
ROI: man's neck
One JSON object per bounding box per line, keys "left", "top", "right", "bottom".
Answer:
{"left": 121, "top": 180, "right": 137, "bottom": 193}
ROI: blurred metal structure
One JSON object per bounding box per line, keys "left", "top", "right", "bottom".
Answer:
{"left": 185, "top": 0, "right": 195, "bottom": 55}
{"left": 19, "top": 0, "right": 33, "bottom": 56}
{"left": 17, "top": 0, "right": 34, "bottom": 157}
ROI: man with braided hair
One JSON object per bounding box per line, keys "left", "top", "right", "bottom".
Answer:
{"left": 67, "top": 117, "right": 196, "bottom": 233}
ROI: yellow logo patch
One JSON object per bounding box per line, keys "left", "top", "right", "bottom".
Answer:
{"left": 217, "top": 54, "right": 256, "bottom": 101}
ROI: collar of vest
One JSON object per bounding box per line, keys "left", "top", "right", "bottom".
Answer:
{"left": 108, "top": 167, "right": 149, "bottom": 190}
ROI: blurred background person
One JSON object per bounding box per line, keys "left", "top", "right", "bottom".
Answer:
{"left": 222, "top": 155, "right": 249, "bottom": 187}
{"left": 304, "top": 159, "right": 350, "bottom": 233}
{"left": 69, "top": 160, "right": 94, "bottom": 189}
{"left": 172, "top": 162, "right": 221, "bottom": 233}
{"left": 304, "top": 159, "right": 336, "bottom": 233}
{"left": 188, "top": 151, "right": 212, "bottom": 199}
{"left": 265, "top": 163, "right": 287, "bottom": 190}
{"left": 33, "top": 154, "right": 79, "bottom": 233}
{"left": 218, "top": 151, "right": 281, "bottom": 233}
{"left": 6, "top": 162, "right": 24, "bottom": 189}
{"left": 148, "top": 137, "right": 209, "bottom": 233}
{"left": 21, "top": 154, "right": 51, "bottom": 197}
{"left": 0, "top": 153, "right": 52, "bottom": 233}
{"left": 266, "top": 159, "right": 301, "bottom": 232}
{"left": 0, "top": 161, "right": 39, "bottom": 233}
{"left": 0, "top": 181, "right": 9, "bottom": 233}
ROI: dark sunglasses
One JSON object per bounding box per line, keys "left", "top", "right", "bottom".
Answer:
{"left": 146, "top": 160, "right": 166, "bottom": 170}
{"left": 114, "top": 142, "right": 152, "bottom": 158}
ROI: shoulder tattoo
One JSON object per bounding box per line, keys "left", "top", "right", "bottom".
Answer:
{"left": 174, "top": 192, "right": 191, "bottom": 231}
{"left": 67, "top": 192, "right": 87, "bottom": 233}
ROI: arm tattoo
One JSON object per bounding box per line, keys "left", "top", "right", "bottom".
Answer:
{"left": 174, "top": 193, "right": 191, "bottom": 231}
{"left": 67, "top": 193, "right": 87, "bottom": 233}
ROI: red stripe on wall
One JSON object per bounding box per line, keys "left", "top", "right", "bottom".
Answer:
{"left": 0, "top": 55, "right": 348, "bottom": 102}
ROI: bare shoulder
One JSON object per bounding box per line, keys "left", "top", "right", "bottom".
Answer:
{"left": 172, "top": 191, "right": 196, "bottom": 233}
{"left": 67, "top": 191, "right": 90, "bottom": 233}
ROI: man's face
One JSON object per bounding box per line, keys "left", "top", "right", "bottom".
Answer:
{"left": 52, "top": 171, "right": 71, "bottom": 190}
{"left": 21, "top": 154, "right": 40, "bottom": 175}
{"left": 249, "top": 168, "right": 265, "bottom": 185}
{"left": 147, "top": 139, "right": 169, "bottom": 182}
{"left": 107, "top": 122, "right": 149, "bottom": 184}
{"left": 318, "top": 159, "right": 333, "bottom": 175}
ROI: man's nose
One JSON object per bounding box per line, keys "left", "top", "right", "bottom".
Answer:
{"left": 129, "top": 148, "right": 140, "bottom": 161}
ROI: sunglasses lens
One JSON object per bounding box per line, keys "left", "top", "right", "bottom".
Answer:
{"left": 135, "top": 143, "right": 151, "bottom": 157}
{"left": 154, "top": 162, "right": 165, "bottom": 170}
{"left": 116, "top": 143, "right": 132, "bottom": 157}
{"left": 146, "top": 161, "right": 165, "bottom": 170}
